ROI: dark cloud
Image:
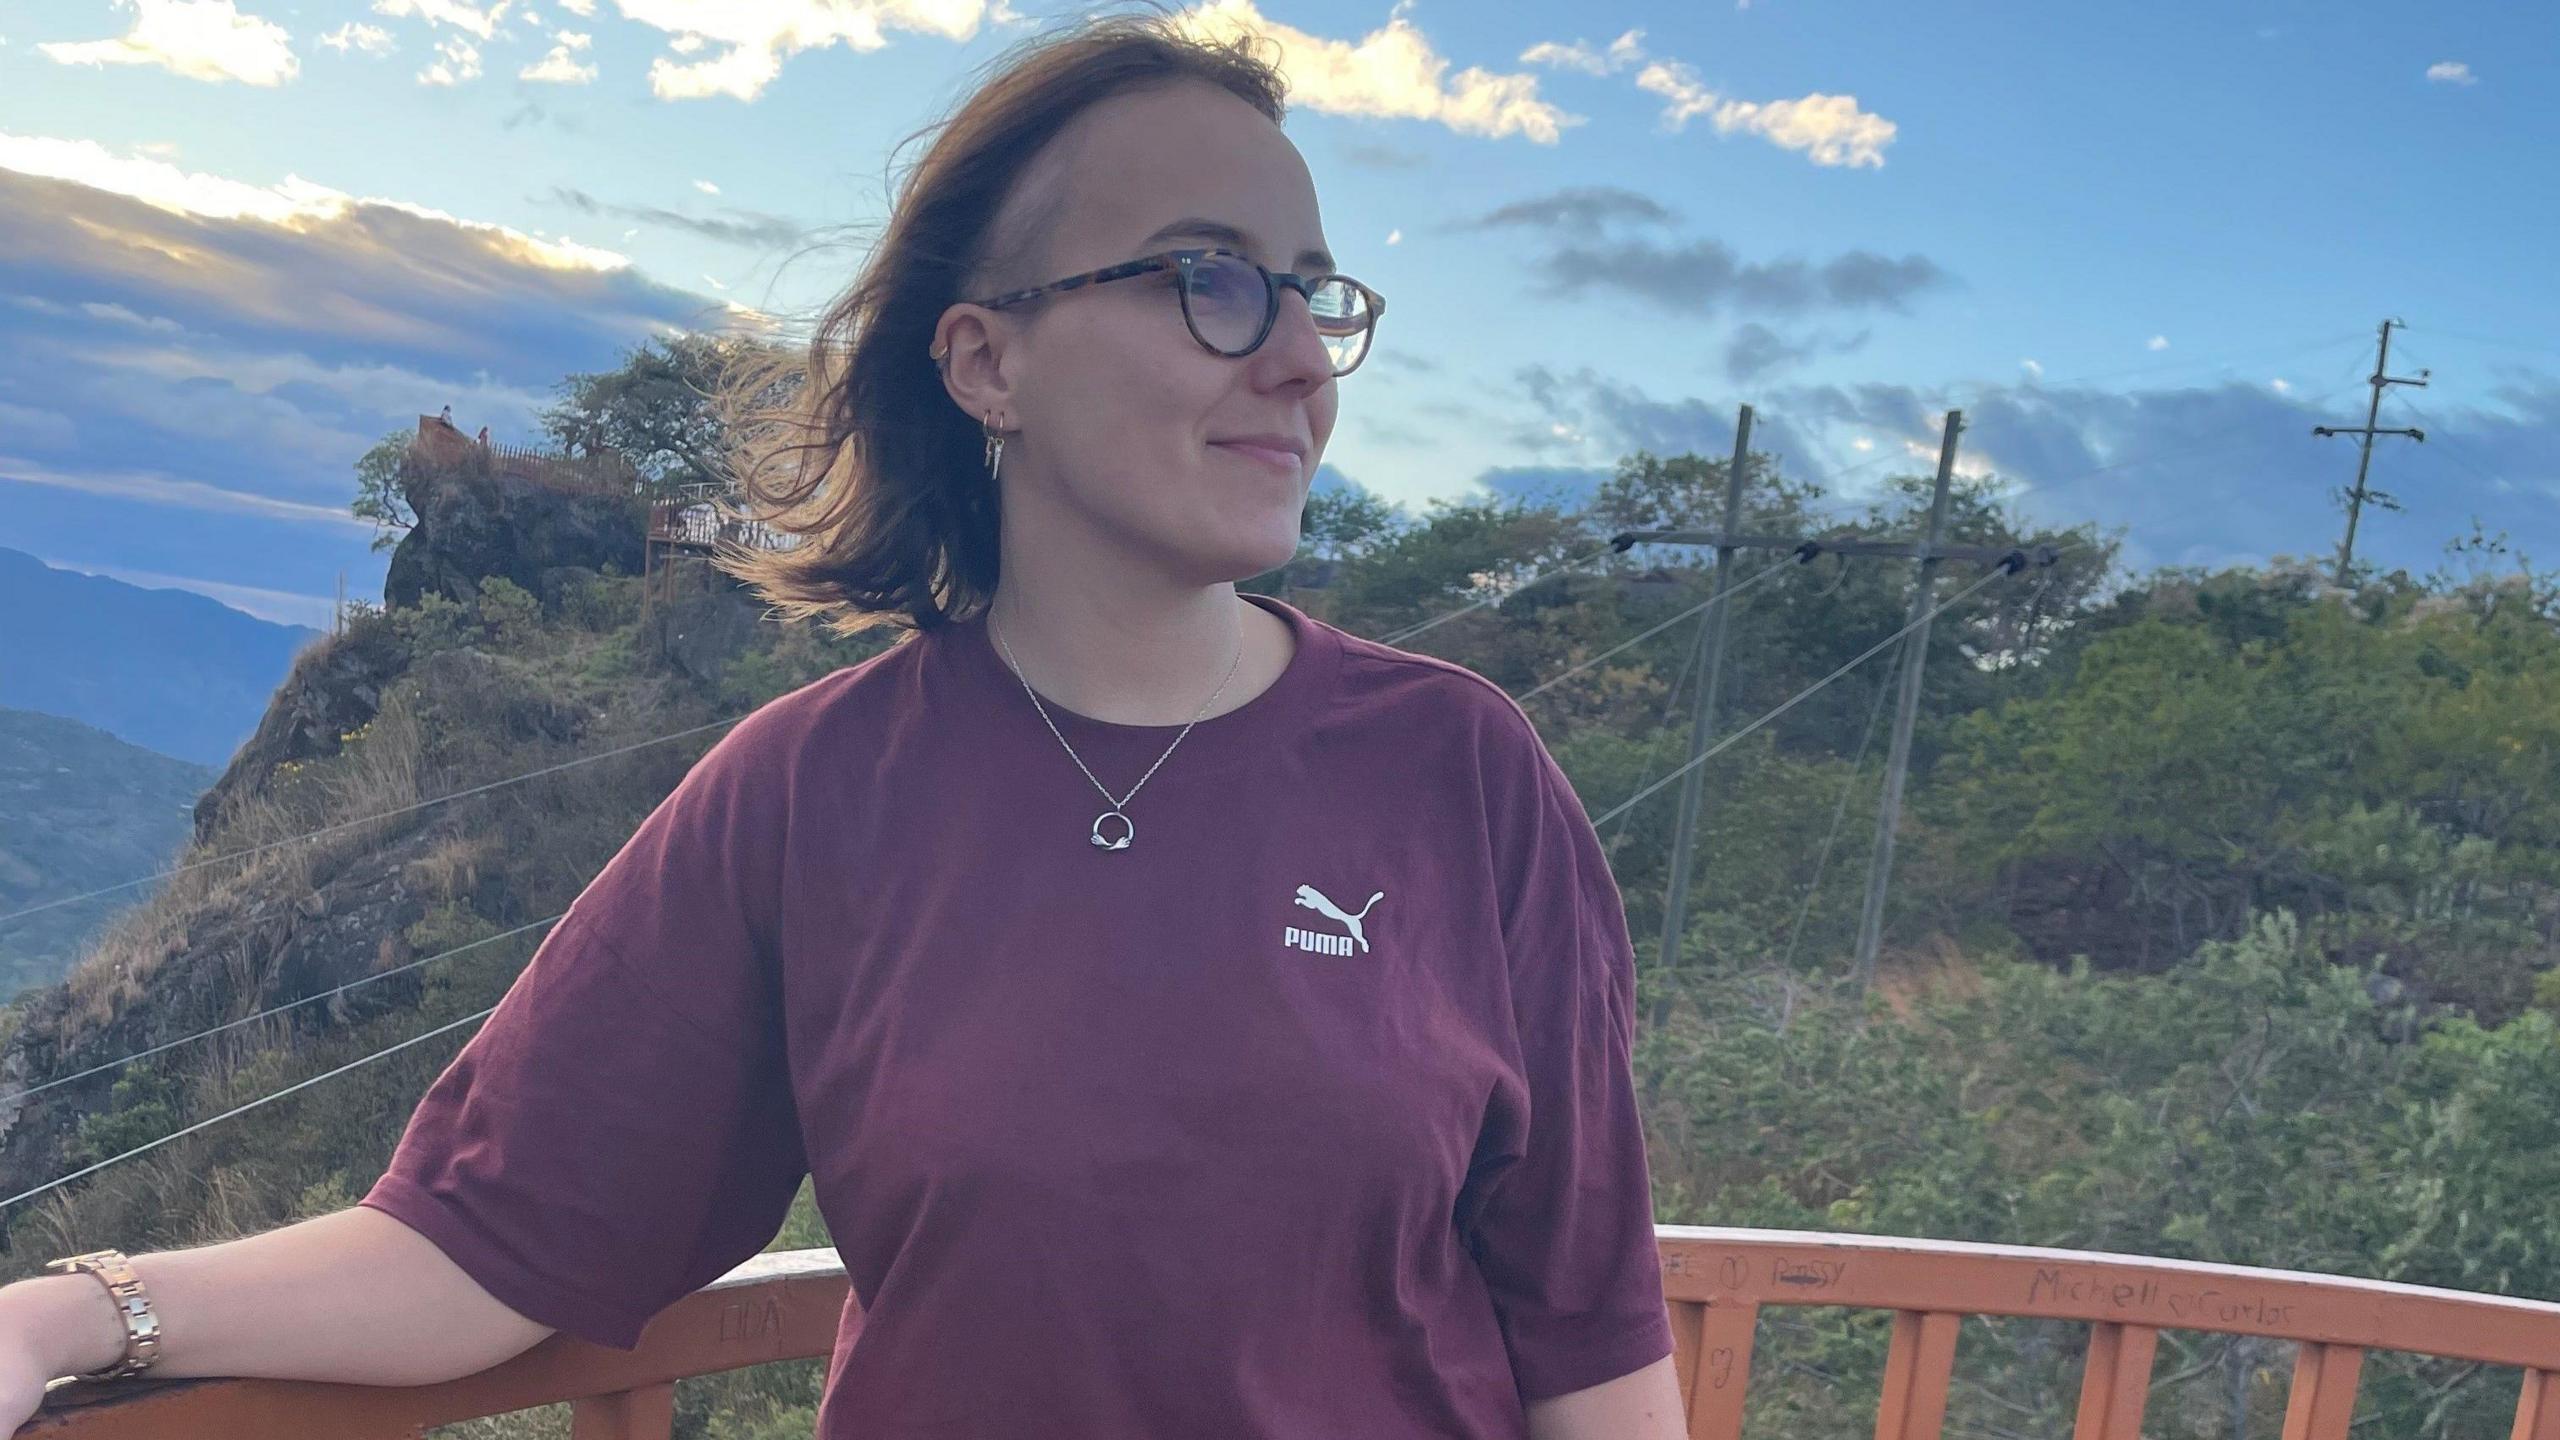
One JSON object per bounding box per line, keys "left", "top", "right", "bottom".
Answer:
{"left": 1452, "top": 185, "right": 1678, "bottom": 237}
{"left": 1449, "top": 185, "right": 1946, "bottom": 321}
{"left": 1725, "top": 323, "right": 1874, "bottom": 383}
{"left": 544, "top": 186, "right": 804, "bottom": 250}
{"left": 1471, "top": 465, "right": 1613, "bottom": 511}
{"left": 0, "top": 162, "right": 728, "bottom": 614}
{"left": 1540, "top": 236, "right": 1949, "bottom": 317}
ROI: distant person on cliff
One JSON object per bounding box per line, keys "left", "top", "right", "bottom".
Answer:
{"left": 0, "top": 6, "right": 1680, "bottom": 1438}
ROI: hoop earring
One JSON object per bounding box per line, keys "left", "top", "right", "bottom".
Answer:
{"left": 982, "top": 410, "right": 1007, "bottom": 481}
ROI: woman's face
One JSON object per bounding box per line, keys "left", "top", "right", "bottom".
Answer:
{"left": 965, "top": 80, "right": 1344, "bottom": 590}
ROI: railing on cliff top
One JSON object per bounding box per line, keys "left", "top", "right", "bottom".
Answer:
{"left": 23, "top": 1229, "right": 2560, "bottom": 1439}
{"left": 404, "top": 417, "right": 638, "bottom": 498}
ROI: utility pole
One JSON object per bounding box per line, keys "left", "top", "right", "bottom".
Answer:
{"left": 1655, "top": 405, "right": 1753, "bottom": 978}
{"left": 2314, "top": 319, "right": 2428, "bottom": 587}
{"left": 1624, "top": 409, "right": 2046, "bottom": 1002}
{"left": 1852, "top": 412, "right": 1961, "bottom": 994}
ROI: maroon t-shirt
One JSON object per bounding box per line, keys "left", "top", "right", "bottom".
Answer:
{"left": 360, "top": 590, "right": 1675, "bottom": 1438}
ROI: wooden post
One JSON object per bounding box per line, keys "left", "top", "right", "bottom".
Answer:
{"left": 1655, "top": 405, "right": 1754, "bottom": 989}
{"left": 1853, "top": 409, "right": 1962, "bottom": 994}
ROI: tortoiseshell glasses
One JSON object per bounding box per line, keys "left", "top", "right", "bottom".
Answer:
{"left": 965, "top": 246, "right": 1386, "bottom": 377}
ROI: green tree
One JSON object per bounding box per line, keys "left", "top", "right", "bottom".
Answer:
{"left": 349, "top": 428, "right": 415, "bottom": 552}
{"left": 543, "top": 332, "right": 780, "bottom": 493}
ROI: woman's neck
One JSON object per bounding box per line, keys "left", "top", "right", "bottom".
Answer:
{"left": 984, "top": 578, "right": 1293, "bottom": 727}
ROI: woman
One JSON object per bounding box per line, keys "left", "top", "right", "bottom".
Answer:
{"left": 0, "top": 7, "right": 1682, "bottom": 1437}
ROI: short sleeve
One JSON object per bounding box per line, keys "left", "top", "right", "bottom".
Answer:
{"left": 1459, "top": 709, "right": 1676, "bottom": 1403}
{"left": 359, "top": 708, "right": 809, "bottom": 1352}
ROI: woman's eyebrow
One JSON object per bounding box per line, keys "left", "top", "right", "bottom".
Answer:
{"left": 1139, "top": 217, "right": 1334, "bottom": 272}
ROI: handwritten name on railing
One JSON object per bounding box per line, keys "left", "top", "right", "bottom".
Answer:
{"left": 2025, "top": 1266, "right": 2296, "bottom": 1329}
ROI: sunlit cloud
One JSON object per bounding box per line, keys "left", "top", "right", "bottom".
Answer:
{"left": 519, "top": 29, "right": 594, "bottom": 83}
{"left": 371, "top": 0, "right": 510, "bottom": 41}
{"left": 418, "top": 34, "right": 480, "bottom": 84}
{"left": 1178, "top": 0, "right": 1581, "bottom": 143}
{"left": 0, "top": 131, "right": 624, "bottom": 271}
{"left": 1523, "top": 25, "right": 1895, "bottom": 166}
{"left": 38, "top": 0, "right": 299, "bottom": 86}
{"left": 617, "top": 0, "right": 1020, "bottom": 101}
{"left": 318, "top": 21, "right": 395, "bottom": 53}
{"left": 2425, "top": 60, "right": 2476, "bottom": 85}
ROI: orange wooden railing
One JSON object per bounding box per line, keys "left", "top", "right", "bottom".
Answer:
{"left": 21, "top": 1228, "right": 2560, "bottom": 1439}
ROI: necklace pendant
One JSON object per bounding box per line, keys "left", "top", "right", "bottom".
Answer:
{"left": 1090, "top": 809, "right": 1134, "bottom": 851}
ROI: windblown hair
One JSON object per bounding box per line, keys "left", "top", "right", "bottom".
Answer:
{"left": 709, "top": 2, "right": 1289, "bottom": 638}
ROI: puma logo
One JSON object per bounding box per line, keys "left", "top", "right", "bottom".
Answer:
{"left": 1285, "top": 883, "right": 1385, "bottom": 956}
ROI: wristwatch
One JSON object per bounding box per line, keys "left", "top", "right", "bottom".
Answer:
{"left": 41, "top": 1249, "right": 160, "bottom": 1382}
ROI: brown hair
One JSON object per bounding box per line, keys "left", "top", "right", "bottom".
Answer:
{"left": 709, "top": 2, "right": 1289, "bottom": 639}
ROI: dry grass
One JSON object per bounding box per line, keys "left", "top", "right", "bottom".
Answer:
{"left": 406, "top": 832, "right": 494, "bottom": 903}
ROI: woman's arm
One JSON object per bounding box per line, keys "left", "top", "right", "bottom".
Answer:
{"left": 1527, "top": 1353, "right": 1688, "bottom": 1440}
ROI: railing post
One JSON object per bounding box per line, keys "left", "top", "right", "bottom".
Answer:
{"left": 2516, "top": 1369, "right": 2560, "bottom": 1440}
{"left": 1874, "top": 1311, "right": 1961, "bottom": 1440}
{"left": 2279, "top": 1343, "right": 2364, "bottom": 1440}
{"left": 1678, "top": 1298, "right": 1758, "bottom": 1440}
{"left": 2071, "top": 1323, "right": 2158, "bottom": 1440}
{"left": 569, "top": 1382, "right": 676, "bottom": 1440}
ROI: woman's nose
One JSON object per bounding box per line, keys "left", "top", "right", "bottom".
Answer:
{"left": 1256, "top": 284, "right": 1336, "bottom": 385}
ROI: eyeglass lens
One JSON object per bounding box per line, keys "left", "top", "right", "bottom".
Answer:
{"left": 1180, "top": 252, "right": 1373, "bottom": 374}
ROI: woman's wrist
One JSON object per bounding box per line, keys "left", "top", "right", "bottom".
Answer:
{"left": 0, "top": 1272, "right": 134, "bottom": 1381}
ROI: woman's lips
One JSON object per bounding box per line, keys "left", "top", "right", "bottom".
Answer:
{"left": 1212, "top": 441, "right": 1301, "bottom": 471}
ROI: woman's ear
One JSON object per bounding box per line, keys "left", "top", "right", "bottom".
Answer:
{"left": 933, "top": 304, "right": 1014, "bottom": 427}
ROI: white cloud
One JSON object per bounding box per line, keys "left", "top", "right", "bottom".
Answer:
{"left": 0, "top": 130, "right": 627, "bottom": 271}
{"left": 38, "top": 557, "right": 341, "bottom": 627}
{"left": 419, "top": 33, "right": 480, "bottom": 84}
{"left": 692, "top": 177, "right": 720, "bottom": 194}
{"left": 1707, "top": 92, "right": 1894, "bottom": 168}
{"left": 556, "top": 0, "right": 593, "bottom": 12}
{"left": 2271, "top": 377, "right": 2291, "bottom": 393}
{"left": 38, "top": 0, "right": 299, "bottom": 86}
{"left": 1386, "top": 227, "right": 1402, "bottom": 245}
{"left": 519, "top": 28, "right": 593, "bottom": 82}
{"left": 621, "top": 0, "right": 999, "bottom": 101}
{"left": 1630, "top": 59, "right": 1719, "bottom": 130}
{"left": 2147, "top": 334, "right": 2169, "bottom": 351}
{"left": 0, "top": 452, "right": 372, "bottom": 530}
{"left": 2021, "top": 358, "right": 2042, "bottom": 378}
{"left": 0, "top": 402, "right": 80, "bottom": 449}
{"left": 81, "top": 300, "right": 186, "bottom": 332}
{"left": 702, "top": 272, "right": 727, "bottom": 291}
{"left": 1176, "top": 0, "right": 1580, "bottom": 143}
{"left": 318, "top": 21, "right": 395, "bottom": 53}
{"left": 371, "top": 0, "right": 510, "bottom": 41}
{"left": 1518, "top": 28, "right": 1643, "bottom": 77}
{"left": 1528, "top": 25, "right": 1893, "bottom": 166}
{"left": 2425, "top": 60, "right": 2476, "bottom": 85}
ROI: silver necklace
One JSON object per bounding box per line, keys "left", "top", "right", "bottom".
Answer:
{"left": 992, "top": 607, "right": 1244, "bottom": 852}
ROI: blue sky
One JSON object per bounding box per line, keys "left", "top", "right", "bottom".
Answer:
{"left": 2, "top": 0, "right": 2553, "bottom": 628}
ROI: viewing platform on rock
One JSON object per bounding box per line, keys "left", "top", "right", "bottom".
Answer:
{"left": 24, "top": 1229, "right": 2560, "bottom": 1439}
{"left": 404, "top": 415, "right": 639, "bottom": 497}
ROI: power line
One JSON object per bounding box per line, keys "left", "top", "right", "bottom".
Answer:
{"left": 1775, "top": 671, "right": 1896, "bottom": 975}
{"left": 1514, "top": 552, "right": 1800, "bottom": 703}
{"left": 0, "top": 716, "right": 749, "bottom": 929}
{"left": 0, "top": 915, "right": 563, "bottom": 1109}
{"left": 1590, "top": 555, "right": 2043, "bottom": 832}
{"left": 0, "top": 1001, "right": 502, "bottom": 1213}
{"left": 1376, "top": 539, "right": 1625, "bottom": 647}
